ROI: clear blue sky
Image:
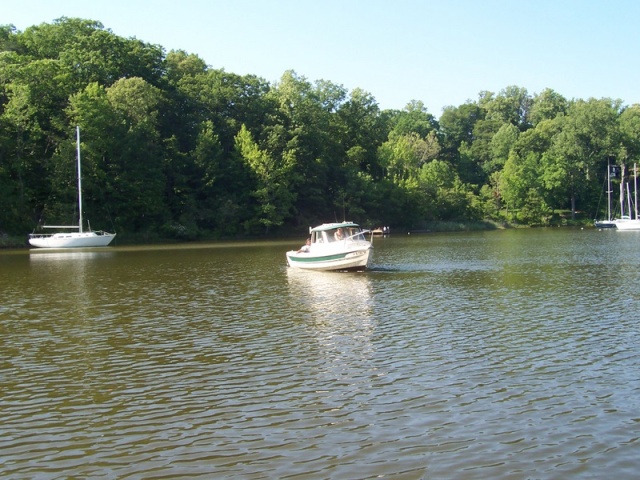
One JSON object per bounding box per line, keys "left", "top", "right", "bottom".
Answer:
{"left": 5, "top": 0, "right": 640, "bottom": 115}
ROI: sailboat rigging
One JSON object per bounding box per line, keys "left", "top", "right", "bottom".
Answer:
{"left": 28, "top": 127, "right": 116, "bottom": 248}
{"left": 614, "top": 163, "right": 640, "bottom": 231}
{"left": 594, "top": 161, "right": 617, "bottom": 228}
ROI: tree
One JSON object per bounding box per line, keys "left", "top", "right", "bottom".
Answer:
{"left": 388, "top": 100, "right": 438, "bottom": 138}
{"left": 439, "top": 102, "right": 484, "bottom": 156}
{"left": 462, "top": 117, "right": 503, "bottom": 185}
{"left": 439, "top": 102, "right": 485, "bottom": 184}
{"left": 262, "top": 71, "right": 338, "bottom": 223}
{"left": 235, "top": 124, "right": 295, "bottom": 232}
{"left": 337, "top": 87, "right": 387, "bottom": 179}
{"left": 485, "top": 123, "right": 519, "bottom": 175}
{"left": 497, "top": 118, "right": 562, "bottom": 223}
{"left": 66, "top": 77, "right": 166, "bottom": 233}
{"left": 540, "top": 98, "right": 621, "bottom": 218}
{"left": 164, "top": 49, "right": 207, "bottom": 85}
{"left": 618, "top": 104, "right": 640, "bottom": 162}
{"left": 417, "top": 160, "right": 478, "bottom": 221}
{"left": 484, "top": 85, "right": 532, "bottom": 130}
{"left": 0, "top": 82, "right": 48, "bottom": 231}
{"left": 189, "top": 120, "right": 251, "bottom": 235}
{"left": 529, "top": 88, "right": 568, "bottom": 125}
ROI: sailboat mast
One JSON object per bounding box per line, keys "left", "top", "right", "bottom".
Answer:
{"left": 620, "top": 164, "right": 626, "bottom": 217}
{"left": 635, "top": 163, "right": 638, "bottom": 220}
{"left": 76, "top": 126, "right": 83, "bottom": 234}
{"left": 607, "top": 161, "right": 611, "bottom": 221}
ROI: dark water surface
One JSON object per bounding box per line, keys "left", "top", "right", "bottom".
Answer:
{"left": 1, "top": 228, "right": 639, "bottom": 479}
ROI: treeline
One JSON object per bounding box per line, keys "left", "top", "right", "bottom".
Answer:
{"left": 1, "top": 18, "right": 639, "bottom": 240}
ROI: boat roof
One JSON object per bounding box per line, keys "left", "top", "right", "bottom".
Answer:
{"left": 310, "top": 222, "right": 361, "bottom": 232}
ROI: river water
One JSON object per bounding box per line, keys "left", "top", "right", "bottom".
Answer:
{"left": 1, "top": 228, "right": 639, "bottom": 479}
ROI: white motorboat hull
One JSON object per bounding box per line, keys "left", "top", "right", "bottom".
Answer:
{"left": 286, "top": 245, "right": 371, "bottom": 272}
{"left": 29, "top": 231, "right": 116, "bottom": 248}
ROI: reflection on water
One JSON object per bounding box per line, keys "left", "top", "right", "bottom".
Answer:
{"left": 287, "top": 269, "right": 376, "bottom": 389}
{"left": 287, "top": 268, "right": 374, "bottom": 319}
{"left": 2, "top": 230, "right": 640, "bottom": 479}
{"left": 29, "top": 249, "right": 116, "bottom": 261}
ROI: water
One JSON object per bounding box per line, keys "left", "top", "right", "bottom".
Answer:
{"left": 1, "top": 229, "right": 639, "bottom": 479}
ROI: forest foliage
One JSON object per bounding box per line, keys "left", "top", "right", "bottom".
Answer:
{"left": 2, "top": 18, "right": 639, "bottom": 241}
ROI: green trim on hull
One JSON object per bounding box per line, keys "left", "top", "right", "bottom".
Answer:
{"left": 287, "top": 252, "right": 350, "bottom": 264}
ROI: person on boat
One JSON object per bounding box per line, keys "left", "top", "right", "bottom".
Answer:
{"left": 334, "top": 228, "right": 345, "bottom": 241}
{"left": 297, "top": 238, "right": 311, "bottom": 253}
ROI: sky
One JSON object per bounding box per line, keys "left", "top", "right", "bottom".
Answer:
{"left": 4, "top": 0, "right": 640, "bottom": 115}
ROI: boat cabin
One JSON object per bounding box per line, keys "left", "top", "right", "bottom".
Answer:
{"left": 309, "top": 223, "right": 367, "bottom": 244}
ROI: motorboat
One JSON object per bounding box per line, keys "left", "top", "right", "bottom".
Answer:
{"left": 286, "top": 222, "right": 372, "bottom": 272}
{"left": 371, "top": 226, "right": 390, "bottom": 235}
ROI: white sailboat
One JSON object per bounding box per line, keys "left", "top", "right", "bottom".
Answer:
{"left": 29, "top": 127, "right": 116, "bottom": 248}
{"left": 594, "top": 162, "right": 617, "bottom": 228}
{"left": 614, "top": 163, "right": 640, "bottom": 231}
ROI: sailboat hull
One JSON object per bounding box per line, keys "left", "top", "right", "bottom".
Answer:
{"left": 28, "top": 231, "right": 116, "bottom": 248}
{"left": 613, "top": 218, "right": 640, "bottom": 231}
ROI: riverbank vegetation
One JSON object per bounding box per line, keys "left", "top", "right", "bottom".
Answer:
{"left": 1, "top": 18, "right": 638, "bottom": 243}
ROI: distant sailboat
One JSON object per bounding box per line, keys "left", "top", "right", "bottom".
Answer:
{"left": 614, "top": 163, "right": 640, "bottom": 231}
{"left": 28, "top": 127, "right": 116, "bottom": 248}
{"left": 594, "top": 162, "right": 617, "bottom": 228}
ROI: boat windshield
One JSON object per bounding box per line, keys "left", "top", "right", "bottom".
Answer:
{"left": 310, "top": 225, "right": 366, "bottom": 243}
{"left": 323, "top": 227, "right": 365, "bottom": 242}
{"left": 347, "top": 227, "right": 365, "bottom": 240}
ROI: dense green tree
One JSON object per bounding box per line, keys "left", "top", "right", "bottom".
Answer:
{"left": 388, "top": 100, "right": 438, "bottom": 138}
{"left": 235, "top": 124, "right": 295, "bottom": 232}
{"left": 498, "top": 119, "right": 561, "bottom": 222}
{"left": 0, "top": 80, "right": 50, "bottom": 231}
{"left": 164, "top": 50, "right": 207, "bottom": 85}
{"left": 0, "top": 24, "right": 23, "bottom": 53}
{"left": 618, "top": 104, "right": 640, "bottom": 163}
{"left": 337, "top": 87, "right": 387, "bottom": 179}
{"left": 484, "top": 85, "right": 532, "bottom": 130}
{"left": 378, "top": 131, "right": 440, "bottom": 184}
{"left": 542, "top": 98, "right": 621, "bottom": 217}
{"left": 461, "top": 117, "right": 502, "bottom": 185}
{"left": 262, "top": 71, "right": 337, "bottom": 224}
{"left": 190, "top": 120, "right": 251, "bottom": 235}
{"left": 485, "top": 123, "right": 519, "bottom": 175}
{"left": 4, "top": 17, "right": 640, "bottom": 241}
{"left": 439, "top": 102, "right": 485, "bottom": 184}
{"left": 529, "top": 88, "right": 568, "bottom": 125}
{"left": 65, "top": 78, "right": 166, "bottom": 233}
